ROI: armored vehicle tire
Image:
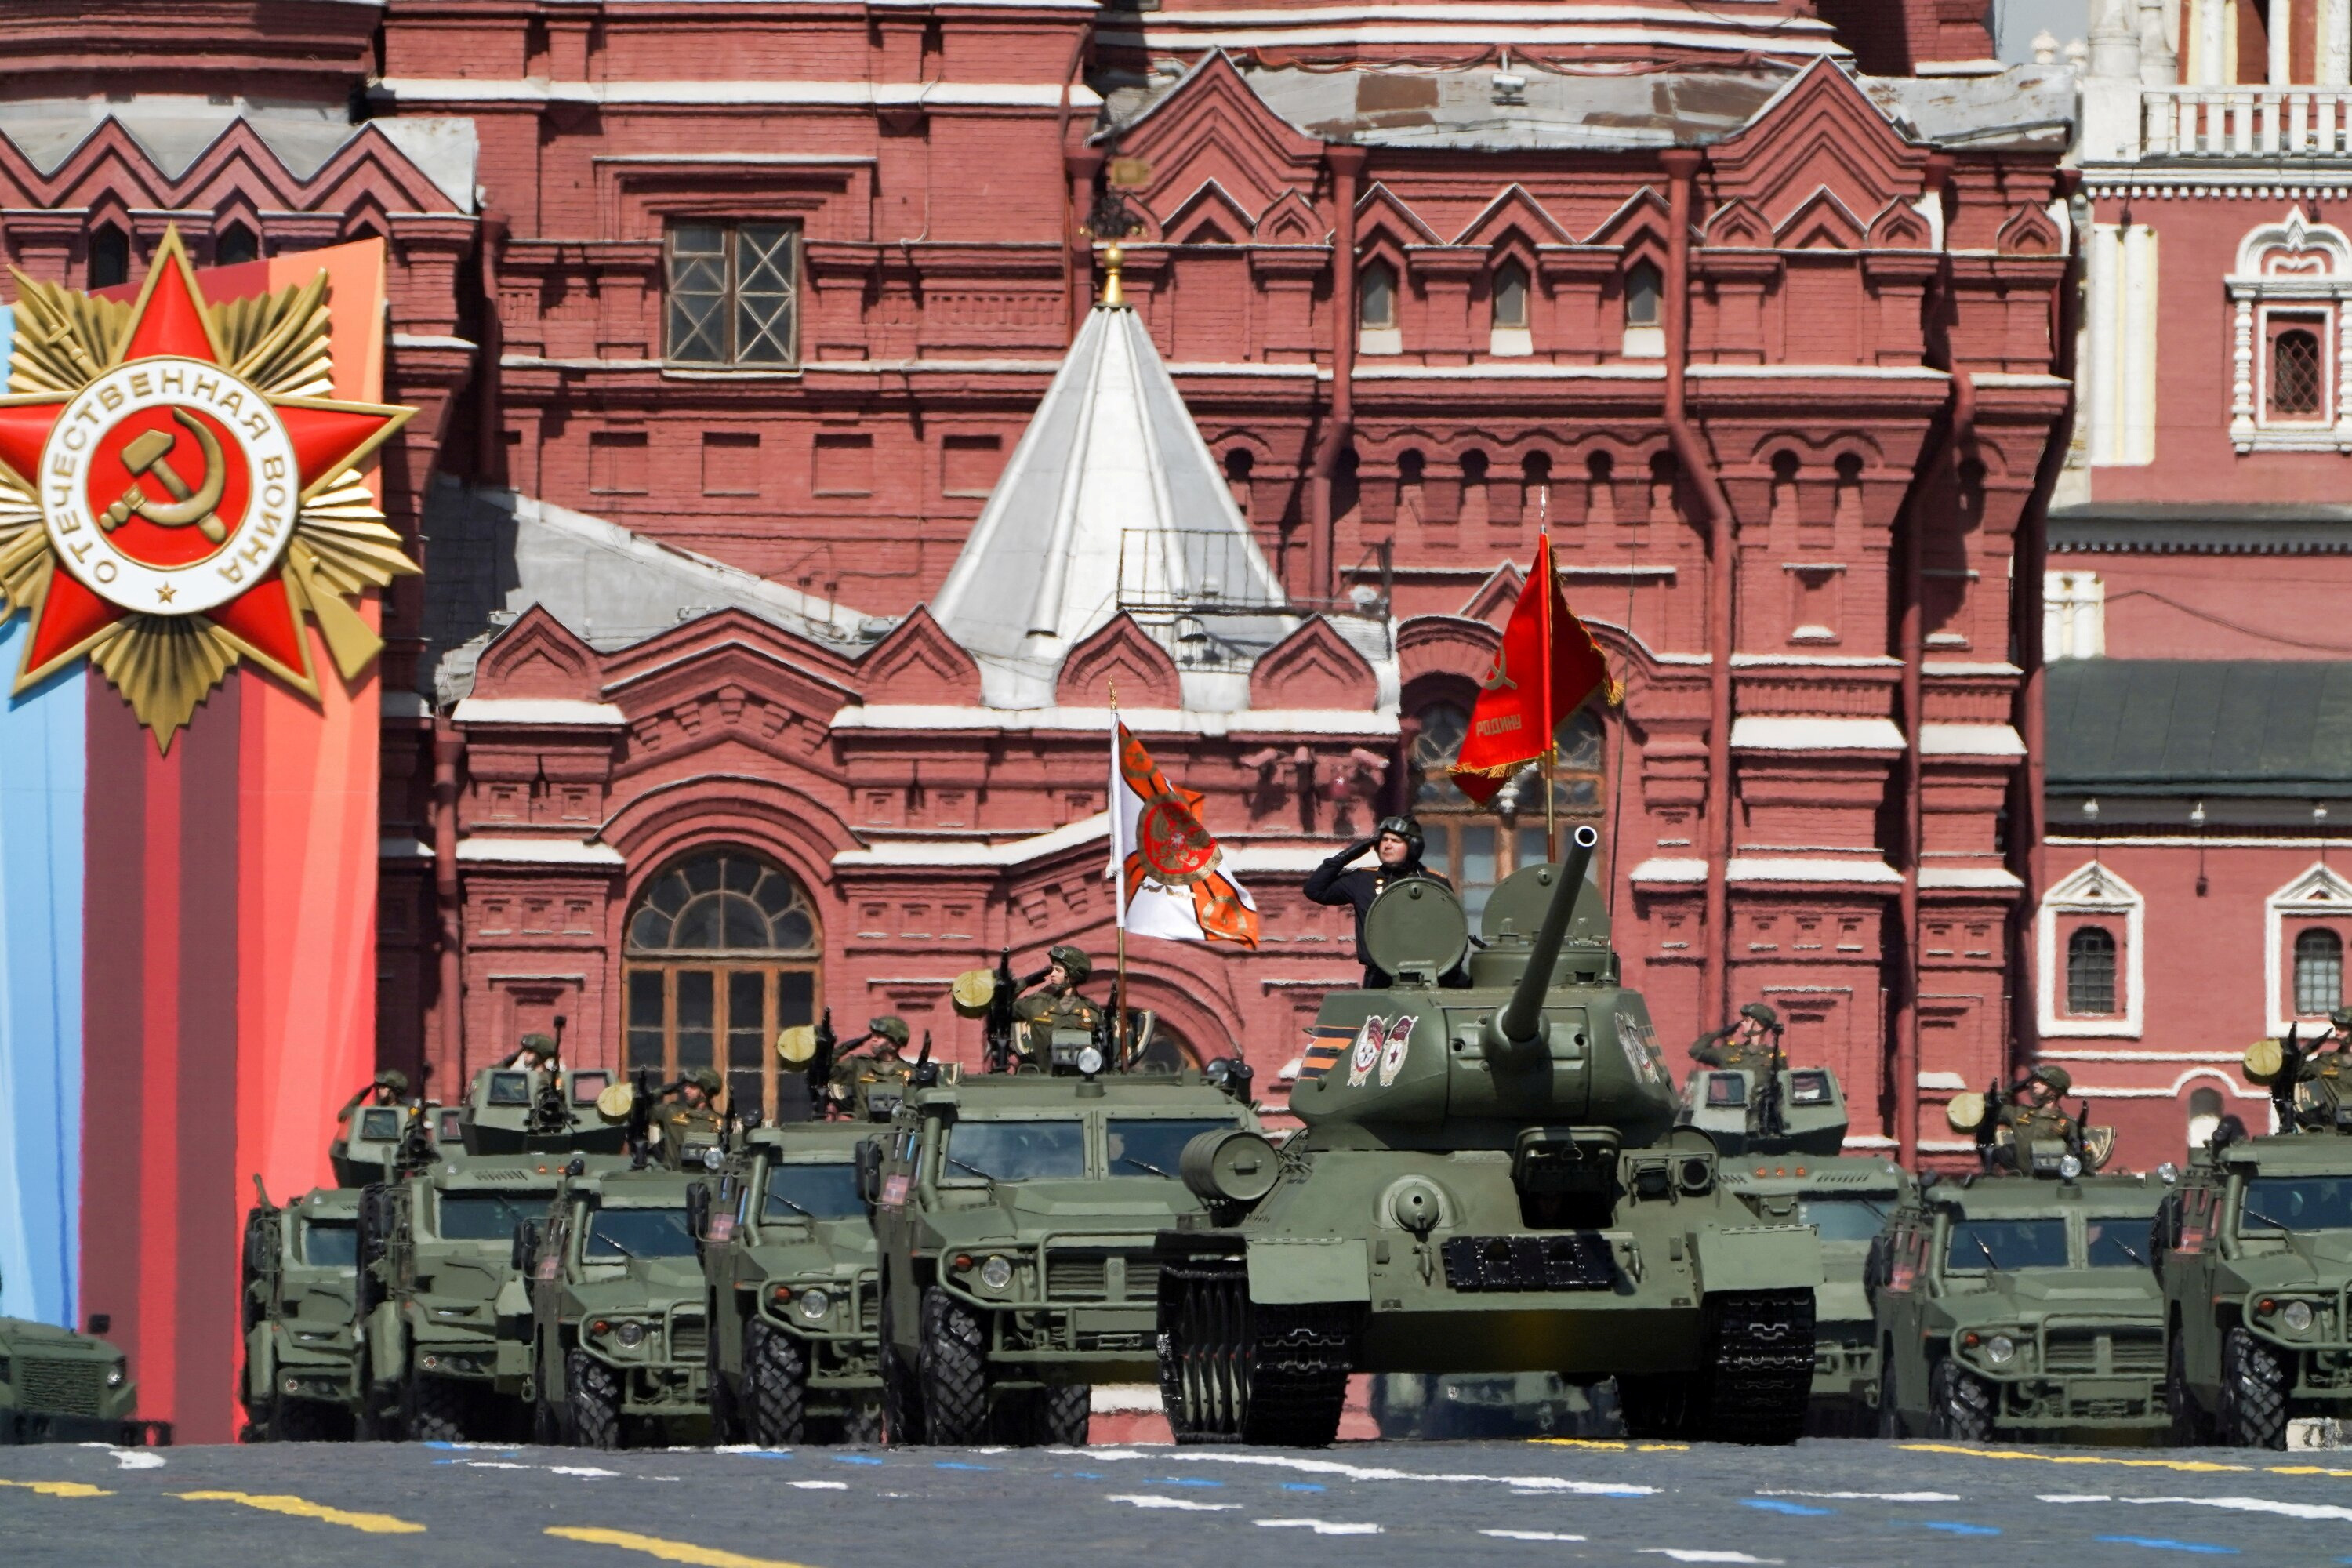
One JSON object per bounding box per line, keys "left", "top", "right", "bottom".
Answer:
{"left": 833, "top": 1398, "right": 884, "bottom": 1445}
{"left": 269, "top": 1394, "right": 345, "bottom": 1444}
{"left": 1927, "top": 1359, "right": 1994, "bottom": 1443}
{"left": 993, "top": 1385, "right": 1090, "bottom": 1446}
{"left": 1158, "top": 1251, "right": 1356, "bottom": 1447}
{"left": 2220, "top": 1327, "right": 2288, "bottom": 1450}
{"left": 567, "top": 1349, "right": 623, "bottom": 1450}
{"left": 2168, "top": 1330, "right": 2217, "bottom": 1446}
{"left": 745, "top": 1320, "right": 808, "bottom": 1447}
{"left": 918, "top": 1286, "right": 990, "bottom": 1445}
{"left": 405, "top": 1370, "right": 473, "bottom": 1443}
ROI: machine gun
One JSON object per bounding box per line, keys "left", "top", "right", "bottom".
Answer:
{"left": 986, "top": 949, "right": 1022, "bottom": 1074}
{"left": 807, "top": 1007, "right": 838, "bottom": 1116}
{"left": 393, "top": 1099, "right": 437, "bottom": 1178}
{"left": 525, "top": 1014, "right": 572, "bottom": 1138}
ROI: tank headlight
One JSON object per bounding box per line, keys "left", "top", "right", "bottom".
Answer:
{"left": 2058, "top": 1154, "right": 2083, "bottom": 1180}
{"left": 2283, "top": 1300, "right": 2317, "bottom": 1334}
{"left": 702, "top": 1147, "right": 726, "bottom": 1171}
{"left": 797, "top": 1289, "right": 831, "bottom": 1322}
{"left": 1984, "top": 1334, "right": 2016, "bottom": 1366}
{"left": 107, "top": 1366, "right": 127, "bottom": 1388}
{"left": 2157, "top": 1161, "right": 2180, "bottom": 1185}
{"left": 1677, "top": 1156, "right": 1712, "bottom": 1193}
{"left": 1076, "top": 1045, "right": 1105, "bottom": 1076}
{"left": 614, "top": 1320, "right": 646, "bottom": 1348}
{"left": 979, "top": 1255, "right": 1014, "bottom": 1291}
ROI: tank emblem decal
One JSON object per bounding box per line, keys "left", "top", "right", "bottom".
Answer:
{"left": 1377, "top": 1015, "right": 1415, "bottom": 1087}
{"left": 1348, "top": 1018, "right": 1388, "bottom": 1087}
{"left": 1300, "top": 1024, "right": 1354, "bottom": 1081}
{"left": 1617, "top": 1011, "right": 1664, "bottom": 1089}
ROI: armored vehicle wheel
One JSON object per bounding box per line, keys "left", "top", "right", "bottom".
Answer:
{"left": 707, "top": 1301, "right": 744, "bottom": 1446}
{"left": 993, "top": 1385, "right": 1091, "bottom": 1446}
{"left": 2167, "top": 1328, "right": 2216, "bottom": 1446}
{"left": 837, "top": 1398, "right": 884, "bottom": 1445}
{"left": 1159, "top": 1251, "right": 1356, "bottom": 1447}
{"left": 1927, "top": 1358, "right": 1994, "bottom": 1443}
{"left": 405, "top": 1369, "right": 473, "bottom": 1444}
{"left": 2220, "top": 1326, "right": 2288, "bottom": 1450}
{"left": 919, "top": 1286, "right": 990, "bottom": 1445}
{"left": 269, "top": 1395, "right": 345, "bottom": 1444}
{"left": 567, "top": 1348, "right": 622, "bottom": 1450}
{"left": 744, "top": 1320, "right": 807, "bottom": 1447}
{"left": 1693, "top": 1291, "right": 1814, "bottom": 1446}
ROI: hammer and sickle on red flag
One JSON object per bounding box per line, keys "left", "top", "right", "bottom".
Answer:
{"left": 1479, "top": 645, "right": 1518, "bottom": 691}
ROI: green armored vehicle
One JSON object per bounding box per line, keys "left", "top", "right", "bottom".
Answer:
{"left": 870, "top": 1041, "right": 1260, "bottom": 1446}
{"left": 1157, "top": 826, "right": 1824, "bottom": 1446}
{"left": 1367, "top": 1371, "right": 1616, "bottom": 1439}
{"left": 520, "top": 1156, "right": 710, "bottom": 1448}
{"left": 355, "top": 1062, "right": 623, "bottom": 1440}
{"left": 1871, "top": 1167, "right": 2172, "bottom": 1440}
{"left": 2155, "top": 1059, "right": 2352, "bottom": 1447}
{"left": 1682, "top": 1036, "right": 1909, "bottom": 1433}
{"left": 702, "top": 1117, "right": 882, "bottom": 1445}
{"left": 0, "top": 1287, "right": 156, "bottom": 1446}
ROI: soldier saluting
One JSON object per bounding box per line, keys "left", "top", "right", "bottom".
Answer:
{"left": 1690, "top": 1003, "right": 1780, "bottom": 1070}
{"left": 1013, "top": 946, "right": 1102, "bottom": 1065}
{"left": 1303, "top": 815, "right": 1454, "bottom": 989}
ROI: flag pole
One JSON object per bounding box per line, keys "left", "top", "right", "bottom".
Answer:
{"left": 1109, "top": 679, "right": 1128, "bottom": 1067}
{"left": 1539, "top": 500, "right": 1556, "bottom": 865}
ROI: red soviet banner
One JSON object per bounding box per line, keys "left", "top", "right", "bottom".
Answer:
{"left": 1449, "top": 530, "right": 1621, "bottom": 806}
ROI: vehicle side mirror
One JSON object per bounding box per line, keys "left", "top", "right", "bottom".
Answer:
{"left": 512, "top": 1218, "right": 542, "bottom": 1274}
{"left": 855, "top": 1138, "right": 884, "bottom": 1204}
{"left": 89, "top": 1313, "right": 111, "bottom": 1335}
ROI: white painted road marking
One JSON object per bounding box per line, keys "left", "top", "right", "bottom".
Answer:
{"left": 2042, "top": 1493, "right": 2352, "bottom": 1523}
{"left": 1482, "top": 1529, "right": 1590, "bottom": 1542}
{"left": 1256, "top": 1519, "right": 1381, "bottom": 1535}
{"left": 1076, "top": 1447, "right": 1654, "bottom": 1496}
{"left": 1759, "top": 1489, "right": 1959, "bottom": 1502}
{"left": 1105, "top": 1494, "right": 1240, "bottom": 1512}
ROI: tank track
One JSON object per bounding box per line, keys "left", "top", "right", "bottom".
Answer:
{"left": 1157, "top": 1248, "right": 1359, "bottom": 1447}
{"left": 1699, "top": 1289, "right": 1816, "bottom": 1445}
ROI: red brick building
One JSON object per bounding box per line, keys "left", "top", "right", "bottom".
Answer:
{"left": 0, "top": 2, "right": 2080, "bottom": 1166}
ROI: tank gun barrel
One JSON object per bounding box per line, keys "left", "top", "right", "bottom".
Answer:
{"left": 1485, "top": 824, "right": 1599, "bottom": 1065}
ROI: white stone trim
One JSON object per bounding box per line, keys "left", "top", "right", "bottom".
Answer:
{"left": 379, "top": 78, "right": 1102, "bottom": 110}
{"left": 834, "top": 813, "right": 1108, "bottom": 869}
{"left": 1919, "top": 866, "right": 2024, "bottom": 890}
{"left": 829, "top": 704, "right": 1398, "bottom": 735}
{"left": 2265, "top": 861, "right": 2352, "bottom": 1034}
{"left": 452, "top": 698, "right": 628, "bottom": 727}
{"left": 455, "top": 837, "right": 627, "bottom": 867}
{"left": 2086, "top": 221, "right": 2159, "bottom": 466}
{"left": 2038, "top": 860, "right": 2145, "bottom": 1039}
{"left": 1628, "top": 856, "right": 1707, "bottom": 886}
{"left": 1728, "top": 857, "right": 1903, "bottom": 886}
{"left": 1920, "top": 723, "right": 2027, "bottom": 757}
{"left": 1729, "top": 716, "right": 1907, "bottom": 752}
{"left": 2227, "top": 209, "right": 2352, "bottom": 451}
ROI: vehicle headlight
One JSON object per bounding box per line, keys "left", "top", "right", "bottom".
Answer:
{"left": 1985, "top": 1334, "right": 2016, "bottom": 1367}
{"left": 107, "top": 1366, "right": 126, "bottom": 1388}
{"left": 797, "top": 1288, "right": 831, "bottom": 1322}
{"left": 2058, "top": 1154, "right": 2083, "bottom": 1180}
{"left": 1077, "top": 1045, "right": 1105, "bottom": 1076}
{"left": 614, "top": 1320, "right": 646, "bottom": 1348}
{"left": 979, "top": 1255, "right": 1014, "bottom": 1292}
{"left": 2283, "top": 1300, "right": 2317, "bottom": 1334}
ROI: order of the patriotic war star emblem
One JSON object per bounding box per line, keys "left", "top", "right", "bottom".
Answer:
{"left": 0, "top": 225, "right": 416, "bottom": 746}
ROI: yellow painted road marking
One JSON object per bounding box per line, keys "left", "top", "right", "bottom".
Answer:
{"left": 0, "top": 1479, "right": 112, "bottom": 1497}
{"left": 174, "top": 1490, "right": 425, "bottom": 1534}
{"left": 1533, "top": 1438, "right": 1692, "bottom": 1454}
{"left": 548, "top": 1525, "right": 825, "bottom": 1567}
{"left": 1901, "top": 1443, "right": 2250, "bottom": 1474}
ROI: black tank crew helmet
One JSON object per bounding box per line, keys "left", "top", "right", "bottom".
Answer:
{"left": 1374, "top": 815, "right": 1425, "bottom": 856}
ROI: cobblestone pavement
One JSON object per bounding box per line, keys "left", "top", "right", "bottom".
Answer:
{"left": 5, "top": 1434, "right": 2351, "bottom": 1566}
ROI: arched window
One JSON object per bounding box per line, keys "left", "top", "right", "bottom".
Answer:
{"left": 1491, "top": 261, "right": 1529, "bottom": 330}
{"left": 625, "top": 849, "right": 822, "bottom": 1120}
{"left": 1624, "top": 260, "right": 1662, "bottom": 326}
{"left": 2295, "top": 927, "right": 2343, "bottom": 1015}
{"left": 2186, "top": 1086, "right": 2223, "bottom": 1153}
{"left": 2066, "top": 926, "right": 2118, "bottom": 1016}
{"left": 1359, "top": 261, "right": 1398, "bottom": 332}
{"left": 89, "top": 225, "right": 129, "bottom": 291}
{"left": 2272, "top": 326, "right": 2323, "bottom": 417}
{"left": 216, "top": 223, "right": 260, "bottom": 267}
{"left": 1408, "top": 699, "right": 1609, "bottom": 924}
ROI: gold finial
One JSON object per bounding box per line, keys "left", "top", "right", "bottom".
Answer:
{"left": 1098, "top": 242, "right": 1127, "bottom": 309}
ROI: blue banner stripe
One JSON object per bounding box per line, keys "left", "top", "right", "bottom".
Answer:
{"left": 0, "top": 308, "right": 91, "bottom": 1324}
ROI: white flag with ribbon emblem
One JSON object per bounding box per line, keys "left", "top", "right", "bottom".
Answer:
{"left": 1108, "top": 720, "right": 1259, "bottom": 946}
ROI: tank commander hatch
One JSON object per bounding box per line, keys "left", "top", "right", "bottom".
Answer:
{"left": 1303, "top": 815, "right": 1456, "bottom": 989}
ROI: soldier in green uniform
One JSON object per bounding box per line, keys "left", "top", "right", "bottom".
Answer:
{"left": 504, "top": 1032, "right": 561, "bottom": 1072}
{"left": 1690, "top": 1003, "right": 1780, "bottom": 1070}
{"left": 1012, "top": 946, "right": 1102, "bottom": 1067}
{"left": 824, "top": 1015, "right": 916, "bottom": 1118}
{"left": 1997, "top": 1065, "right": 2081, "bottom": 1146}
{"left": 333, "top": 1069, "right": 409, "bottom": 1127}
{"left": 655, "top": 1068, "right": 727, "bottom": 1156}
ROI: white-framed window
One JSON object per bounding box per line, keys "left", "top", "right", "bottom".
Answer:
{"left": 2266, "top": 862, "right": 2352, "bottom": 1033}
{"left": 1359, "top": 260, "right": 1401, "bottom": 356}
{"left": 2044, "top": 569, "right": 2104, "bottom": 661}
{"left": 2228, "top": 209, "right": 2352, "bottom": 452}
{"left": 1621, "top": 259, "right": 1664, "bottom": 359}
{"left": 1490, "top": 259, "right": 1531, "bottom": 358}
{"left": 2038, "top": 861, "right": 2144, "bottom": 1038}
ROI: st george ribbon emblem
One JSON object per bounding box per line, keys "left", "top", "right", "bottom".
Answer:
{"left": 0, "top": 226, "right": 416, "bottom": 746}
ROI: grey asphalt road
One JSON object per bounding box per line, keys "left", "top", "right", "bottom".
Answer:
{"left": 4, "top": 1435, "right": 2350, "bottom": 1568}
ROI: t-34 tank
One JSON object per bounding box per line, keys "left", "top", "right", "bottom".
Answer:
{"left": 1156, "top": 825, "right": 1824, "bottom": 1446}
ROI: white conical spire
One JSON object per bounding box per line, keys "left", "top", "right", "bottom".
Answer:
{"left": 930, "top": 249, "right": 1287, "bottom": 709}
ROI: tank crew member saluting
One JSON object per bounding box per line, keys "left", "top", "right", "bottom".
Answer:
{"left": 1999, "top": 1065, "right": 2081, "bottom": 1145}
{"left": 826, "top": 1015, "right": 916, "bottom": 1112}
{"left": 333, "top": 1069, "right": 409, "bottom": 1127}
{"left": 503, "top": 1032, "right": 561, "bottom": 1072}
{"left": 1013, "top": 946, "right": 1102, "bottom": 1065}
{"left": 656, "top": 1068, "right": 726, "bottom": 1145}
{"left": 1304, "top": 815, "right": 1454, "bottom": 989}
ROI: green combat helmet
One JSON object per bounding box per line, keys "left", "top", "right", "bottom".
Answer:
{"left": 1156, "top": 823, "right": 1824, "bottom": 1446}
{"left": 1947, "top": 1063, "right": 2117, "bottom": 1179}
